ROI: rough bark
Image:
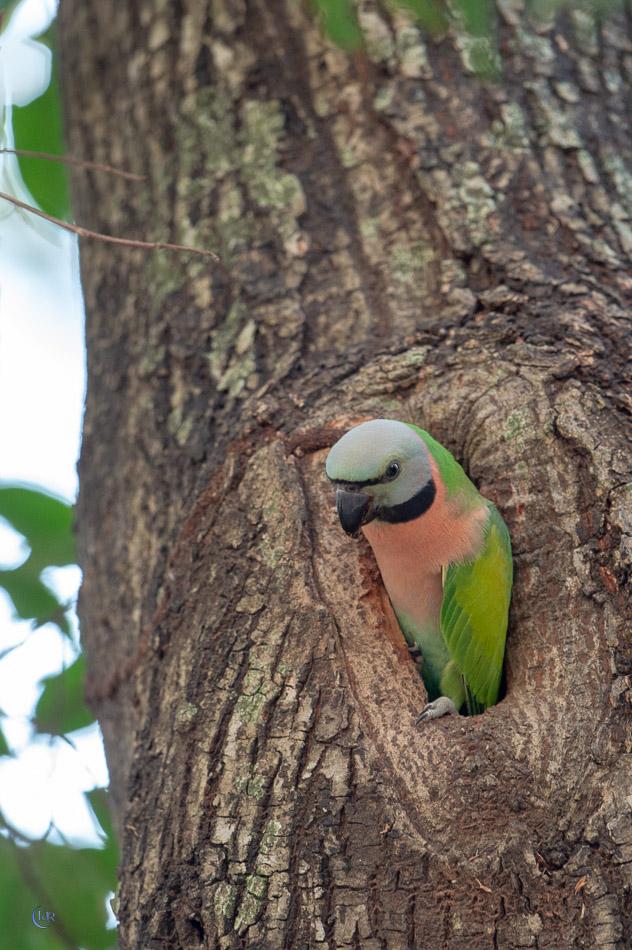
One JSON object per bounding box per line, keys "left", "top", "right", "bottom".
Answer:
{"left": 59, "top": 0, "right": 632, "bottom": 946}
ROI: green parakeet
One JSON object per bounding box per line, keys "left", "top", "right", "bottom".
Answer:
{"left": 326, "top": 419, "right": 513, "bottom": 720}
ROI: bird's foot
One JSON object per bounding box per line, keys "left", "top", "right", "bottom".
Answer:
{"left": 416, "top": 696, "right": 458, "bottom": 724}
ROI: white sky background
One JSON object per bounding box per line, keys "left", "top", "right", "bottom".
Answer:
{"left": 0, "top": 0, "right": 109, "bottom": 848}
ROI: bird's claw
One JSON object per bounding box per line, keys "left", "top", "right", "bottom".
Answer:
{"left": 416, "top": 696, "right": 458, "bottom": 724}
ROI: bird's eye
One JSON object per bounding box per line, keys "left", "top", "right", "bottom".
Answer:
{"left": 385, "top": 461, "right": 400, "bottom": 480}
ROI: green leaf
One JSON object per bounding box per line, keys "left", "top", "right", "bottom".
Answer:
{"left": 396, "top": 0, "right": 448, "bottom": 33}
{"left": 0, "top": 486, "right": 75, "bottom": 568}
{"left": 0, "top": 0, "right": 20, "bottom": 20}
{"left": 0, "top": 563, "right": 69, "bottom": 635}
{"left": 314, "top": 0, "right": 364, "bottom": 51}
{"left": 0, "top": 834, "right": 117, "bottom": 949}
{"left": 453, "top": 0, "right": 493, "bottom": 36}
{"left": 33, "top": 838, "right": 117, "bottom": 948}
{"left": 0, "top": 486, "right": 75, "bottom": 634}
{"left": 0, "top": 724, "right": 11, "bottom": 756}
{"left": 85, "top": 788, "right": 118, "bottom": 879}
{"left": 85, "top": 789, "right": 115, "bottom": 845}
{"left": 0, "top": 836, "right": 67, "bottom": 950}
{"left": 12, "top": 29, "right": 71, "bottom": 220}
{"left": 34, "top": 656, "right": 93, "bottom": 735}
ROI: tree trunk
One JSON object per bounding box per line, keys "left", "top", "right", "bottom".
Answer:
{"left": 59, "top": 0, "right": 632, "bottom": 946}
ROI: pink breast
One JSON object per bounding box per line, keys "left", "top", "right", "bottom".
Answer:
{"left": 362, "top": 462, "right": 487, "bottom": 629}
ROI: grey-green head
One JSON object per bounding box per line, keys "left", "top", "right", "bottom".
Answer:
{"left": 326, "top": 419, "right": 434, "bottom": 535}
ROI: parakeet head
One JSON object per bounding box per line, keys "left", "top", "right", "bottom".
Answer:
{"left": 326, "top": 419, "right": 435, "bottom": 535}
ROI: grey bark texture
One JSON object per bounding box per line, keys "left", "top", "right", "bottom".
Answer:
{"left": 59, "top": 0, "right": 632, "bottom": 946}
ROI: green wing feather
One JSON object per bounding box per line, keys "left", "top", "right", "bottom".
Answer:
{"left": 440, "top": 503, "right": 513, "bottom": 709}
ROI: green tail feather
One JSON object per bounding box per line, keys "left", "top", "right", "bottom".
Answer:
{"left": 463, "top": 679, "right": 485, "bottom": 717}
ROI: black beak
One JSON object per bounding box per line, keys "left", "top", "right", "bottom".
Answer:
{"left": 335, "top": 489, "right": 374, "bottom": 536}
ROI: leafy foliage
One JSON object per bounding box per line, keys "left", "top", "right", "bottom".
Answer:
{"left": 0, "top": 484, "right": 118, "bottom": 945}
{"left": 396, "top": 0, "right": 447, "bottom": 33}
{"left": 0, "top": 722, "right": 10, "bottom": 756}
{"left": 312, "top": 0, "right": 499, "bottom": 77}
{"left": 311, "top": 0, "right": 621, "bottom": 79}
{"left": 12, "top": 28, "right": 70, "bottom": 219}
{"left": 0, "top": 829, "right": 117, "bottom": 949}
{"left": 1, "top": 0, "right": 70, "bottom": 220}
{"left": 0, "top": 486, "right": 75, "bottom": 635}
{"left": 313, "top": 0, "right": 364, "bottom": 50}
{"left": 0, "top": 486, "right": 74, "bottom": 566}
{"left": 35, "top": 655, "right": 94, "bottom": 735}
{"left": 0, "top": 1, "right": 118, "bottom": 945}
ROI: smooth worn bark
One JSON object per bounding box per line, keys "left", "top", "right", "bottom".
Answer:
{"left": 60, "top": 0, "right": 632, "bottom": 946}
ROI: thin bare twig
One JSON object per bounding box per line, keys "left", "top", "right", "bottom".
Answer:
{"left": 0, "top": 191, "right": 221, "bottom": 261}
{"left": 0, "top": 147, "right": 145, "bottom": 181}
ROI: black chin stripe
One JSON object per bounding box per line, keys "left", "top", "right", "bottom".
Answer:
{"left": 379, "top": 479, "right": 436, "bottom": 524}
{"left": 329, "top": 475, "right": 382, "bottom": 488}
